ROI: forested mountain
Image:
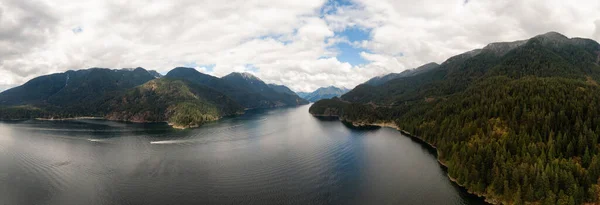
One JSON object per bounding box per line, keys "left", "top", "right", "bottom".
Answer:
{"left": 166, "top": 68, "right": 307, "bottom": 108}
{"left": 310, "top": 32, "right": 600, "bottom": 204}
{"left": 0, "top": 67, "right": 306, "bottom": 127}
{"left": 222, "top": 72, "right": 308, "bottom": 107}
{"left": 105, "top": 78, "right": 243, "bottom": 128}
{"left": 365, "top": 62, "right": 440, "bottom": 86}
{"left": 268, "top": 84, "right": 297, "bottom": 95}
{"left": 0, "top": 67, "right": 158, "bottom": 116}
{"left": 300, "top": 86, "right": 350, "bottom": 102}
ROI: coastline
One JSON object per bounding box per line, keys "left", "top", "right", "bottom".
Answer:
{"left": 313, "top": 114, "right": 496, "bottom": 204}
{"left": 35, "top": 116, "right": 105, "bottom": 121}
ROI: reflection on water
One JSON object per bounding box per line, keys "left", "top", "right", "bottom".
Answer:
{"left": 0, "top": 105, "right": 486, "bottom": 205}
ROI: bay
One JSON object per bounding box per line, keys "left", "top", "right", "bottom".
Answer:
{"left": 0, "top": 105, "right": 486, "bottom": 205}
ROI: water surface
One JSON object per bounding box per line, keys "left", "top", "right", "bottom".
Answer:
{"left": 0, "top": 105, "right": 485, "bottom": 204}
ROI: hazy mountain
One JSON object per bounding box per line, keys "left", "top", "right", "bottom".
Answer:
{"left": 365, "top": 62, "right": 440, "bottom": 86}
{"left": 148, "top": 70, "right": 163, "bottom": 78}
{"left": 310, "top": 32, "right": 600, "bottom": 204}
{"left": 300, "top": 86, "right": 350, "bottom": 102}
{"left": 222, "top": 72, "right": 308, "bottom": 107}
{"left": 296, "top": 92, "right": 311, "bottom": 98}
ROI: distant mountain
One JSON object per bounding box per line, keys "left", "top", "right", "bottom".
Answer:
{"left": 300, "top": 86, "right": 350, "bottom": 102}
{"left": 0, "top": 67, "right": 307, "bottom": 127}
{"left": 310, "top": 31, "right": 600, "bottom": 204}
{"left": 166, "top": 68, "right": 307, "bottom": 108}
{"left": 222, "top": 72, "right": 308, "bottom": 107}
{"left": 296, "top": 92, "right": 311, "bottom": 98}
{"left": 268, "top": 84, "right": 296, "bottom": 95}
{"left": 148, "top": 70, "right": 163, "bottom": 78}
{"left": 365, "top": 62, "right": 439, "bottom": 86}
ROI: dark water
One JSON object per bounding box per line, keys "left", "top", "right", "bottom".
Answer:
{"left": 0, "top": 105, "right": 486, "bottom": 205}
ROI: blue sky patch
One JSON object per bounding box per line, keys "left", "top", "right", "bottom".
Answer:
{"left": 72, "top": 26, "right": 83, "bottom": 34}
{"left": 199, "top": 64, "right": 215, "bottom": 72}
{"left": 333, "top": 26, "right": 372, "bottom": 66}
{"left": 321, "top": 0, "right": 354, "bottom": 15}
{"left": 245, "top": 64, "right": 259, "bottom": 73}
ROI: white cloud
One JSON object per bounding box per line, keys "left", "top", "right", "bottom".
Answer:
{"left": 328, "top": 0, "right": 600, "bottom": 70}
{"left": 1, "top": 0, "right": 600, "bottom": 93}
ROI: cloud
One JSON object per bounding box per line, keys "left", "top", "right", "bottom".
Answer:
{"left": 1, "top": 0, "right": 600, "bottom": 93}
{"left": 327, "top": 0, "right": 600, "bottom": 69}
{"left": 595, "top": 20, "right": 600, "bottom": 41}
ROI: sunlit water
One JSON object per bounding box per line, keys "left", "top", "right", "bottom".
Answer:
{"left": 0, "top": 105, "right": 486, "bottom": 204}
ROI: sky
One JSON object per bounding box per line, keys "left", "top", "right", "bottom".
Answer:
{"left": 1, "top": 0, "right": 600, "bottom": 92}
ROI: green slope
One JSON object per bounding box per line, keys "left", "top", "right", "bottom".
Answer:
{"left": 105, "top": 78, "right": 244, "bottom": 128}
{"left": 310, "top": 32, "right": 600, "bottom": 204}
{"left": 166, "top": 68, "right": 308, "bottom": 108}
{"left": 0, "top": 67, "right": 158, "bottom": 119}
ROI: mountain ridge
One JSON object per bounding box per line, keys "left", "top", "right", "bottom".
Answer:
{"left": 0, "top": 67, "right": 307, "bottom": 127}
{"left": 299, "top": 86, "right": 350, "bottom": 102}
{"left": 310, "top": 31, "right": 600, "bottom": 204}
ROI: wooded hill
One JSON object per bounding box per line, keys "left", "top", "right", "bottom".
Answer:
{"left": 0, "top": 67, "right": 307, "bottom": 128}
{"left": 310, "top": 32, "right": 600, "bottom": 204}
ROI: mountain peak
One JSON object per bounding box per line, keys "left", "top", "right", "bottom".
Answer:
{"left": 300, "top": 86, "right": 350, "bottom": 102}
{"left": 538, "top": 31, "right": 568, "bottom": 40}
{"left": 226, "top": 72, "right": 261, "bottom": 81}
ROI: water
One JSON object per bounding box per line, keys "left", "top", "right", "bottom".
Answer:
{"left": 0, "top": 105, "right": 486, "bottom": 205}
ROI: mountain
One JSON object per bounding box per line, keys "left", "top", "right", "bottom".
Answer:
{"left": 221, "top": 72, "right": 308, "bottom": 107}
{"left": 105, "top": 78, "right": 243, "bottom": 128}
{"left": 310, "top": 32, "right": 600, "bottom": 204}
{"left": 268, "top": 84, "right": 296, "bottom": 95}
{"left": 148, "top": 70, "right": 163, "bottom": 78}
{"left": 296, "top": 92, "right": 311, "bottom": 98}
{"left": 365, "top": 62, "right": 440, "bottom": 86}
{"left": 300, "top": 86, "right": 350, "bottom": 102}
{"left": 166, "top": 68, "right": 307, "bottom": 108}
{"left": 0, "top": 67, "right": 157, "bottom": 115}
{"left": 0, "top": 67, "right": 307, "bottom": 127}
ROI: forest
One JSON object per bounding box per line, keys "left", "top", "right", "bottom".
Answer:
{"left": 310, "top": 32, "right": 600, "bottom": 204}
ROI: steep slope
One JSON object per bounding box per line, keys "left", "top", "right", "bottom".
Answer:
{"left": 105, "top": 78, "right": 243, "bottom": 128}
{"left": 222, "top": 72, "right": 308, "bottom": 107}
{"left": 310, "top": 32, "right": 600, "bottom": 204}
{"left": 365, "top": 62, "right": 440, "bottom": 86}
{"left": 268, "top": 84, "right": 297, "bottom": 95}
{"left": 0, "top": 67, "right": 157, "bottom": 116}
{"left": 166, "top": 68, "right": 307, "bottom": 108}
{"left": 296, "top": 92, "right": 311, "bottom": 98}
{"left": 301, "top": 86, "right": 350, "bottom": 102}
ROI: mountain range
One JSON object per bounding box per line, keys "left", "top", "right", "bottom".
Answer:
{"left": 310, "top": 32, "right": 600, "bottom": 204}
{"left": 0, "top": 68, "right": 307, "bottom": 128}
{"left": 297, "top": 86, "right": 350, "bottom": 102}
{"left": 365, "top": 62, "right": 440, "bottom": 86}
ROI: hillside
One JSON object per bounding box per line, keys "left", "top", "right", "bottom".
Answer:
{"left": 300, "top": 86, "right": 350, "bottom": 102}
{"left": 268, "top": 84, "right": 297, "bottom": 95}
{"left": 310, "top": 32, "right": 600, "bottom": 204}
{"left": 0, "top": 67, "right": 158, "bottom": 117}
{"left": 222, "top": 72, "right": 308, "bottom": 107}
{"left": 166, "top": 68, "right": 308, "bottom": 108}
{"left": 105, "top": 78, "right": 244, "bottom": 128}
{"left": 365, "top": 62, "right": 440, "bottom": 86}
{"left": 0, "top": 66, "right": 307, "bottom": 128}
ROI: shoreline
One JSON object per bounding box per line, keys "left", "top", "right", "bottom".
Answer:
{"left": 35, "top": 116, "right": 105, "bottom": 121}
{"left": 313, "top": 114, "right": 496, "bottom": 204}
